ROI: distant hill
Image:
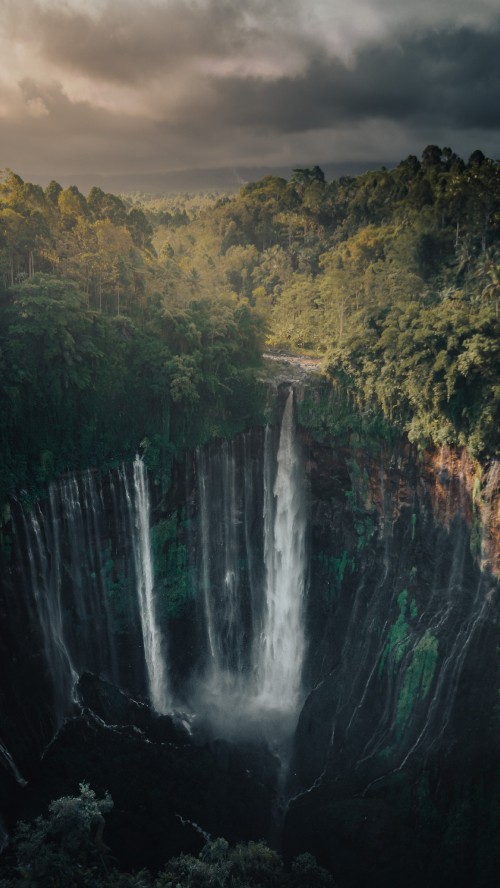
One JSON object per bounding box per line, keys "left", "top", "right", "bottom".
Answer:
{"left": 23, "top": 161, "right": 395, "bottom": 196}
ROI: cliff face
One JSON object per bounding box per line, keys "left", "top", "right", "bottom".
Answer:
{"left": 0, "top": 397, "right": 498, "bottom": 885}
{"left": 285, "top": 433, "right": 500, "bottom": 887}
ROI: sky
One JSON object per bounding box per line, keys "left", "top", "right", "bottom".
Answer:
{"left": 1, "top": 0, "right": 499, "bottom": 187}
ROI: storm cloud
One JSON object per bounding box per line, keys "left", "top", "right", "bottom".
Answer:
{"left": 0, "top": 0, "right": 499, "bottom": 184}
{"left": 205, "top": 26, "right": 500, "bottom": 132}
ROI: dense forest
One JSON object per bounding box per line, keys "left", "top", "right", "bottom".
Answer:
{"left": 0, "top": 176, "right": 265, "bottom": 506}
{"left": 1, "top": 145, "right": 499, "bottom": 507}
{"left": 1, "top": 148, "right": 500, "bottom": 888}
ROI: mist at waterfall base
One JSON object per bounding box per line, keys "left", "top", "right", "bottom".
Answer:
{"left": 189, "top": 389, "right": 307, "bottom": 744}
{"left": 1, "top": 383, "right": 499, "bottom": 886}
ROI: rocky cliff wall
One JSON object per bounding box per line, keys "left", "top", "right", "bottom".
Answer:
{"left": 0, "top": 393, "right": 498, "bottom": 885}
{"left": 285, "top": 431, "right": 500, "bottom": 887}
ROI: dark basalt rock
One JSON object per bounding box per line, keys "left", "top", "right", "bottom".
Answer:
{"left": 17, "top": 673, "right": 278, "bottom": 873}
{"left": 76, "top": 671, "right": 190, "bottom": 746}
{"left": 281, "top": 437, "right": 500, "bottom": 888}
{"left": 284, "top": 791, "right": 421, "bottom": 888}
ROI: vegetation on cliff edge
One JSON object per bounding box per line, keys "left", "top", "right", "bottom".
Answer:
{"left": 1, "top": 146, "right": 499, "bottom": 505}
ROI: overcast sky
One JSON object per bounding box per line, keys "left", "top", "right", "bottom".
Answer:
{"left": 1, "top": 0, "right": 499, "bottom": 185}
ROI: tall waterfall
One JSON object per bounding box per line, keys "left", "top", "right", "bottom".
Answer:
{"left": 20, "top": 504, "right": 76, "bottom": 725}
{"left": 194, "top": 387, "right": 308, "bottom": 728}
{"left": 128, "top": 456, "right": 171, "bottom": 715}
{"left": 256, "top": 389, "right": 307, "bottom": 712}
{"left": 13, "top": 460, "right": 169, "bottom": 725}
{"left": 195, "top": 439, "right": 254, "bottom": 681}
{"left": 10, "top": 393, "right": 307, "bottom": 735}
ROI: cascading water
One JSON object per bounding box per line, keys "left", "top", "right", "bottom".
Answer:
{"left": 20, "top": 505, "right": 76, "bottom": 725}
{"left": 126, "top": 456, "right": 171, "bottom": 715}
{"left": 255, "top": 389, "right": 307, "bottom": 714}
{"left": 48, "top": 472, "right": 119, "bottom": 687}
{"left": 193, "top": 387, "right": 308, "bottom": 731}
{"left": 193, "top": 436, "right": 260, "bottom": 723}
{"left": 0, "top": 741, "right": 26, "bottom": 788}
{"left": 11, "top": 459, "right": 170, "bottom": 726}
{"left": 9, "top": 385, "right": 307, "bottom": 741}
{"left": 196, "top": 440, "right": 248, "bottom": 678}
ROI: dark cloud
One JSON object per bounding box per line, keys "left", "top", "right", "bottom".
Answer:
{"left": 7, "top": 0, "right": 315, "bottom": 86}
{"left": 2, "top": 81, "right": 165, "bottom": 174}
{"left": 2, "top": 2, "right": 500, "bottom": 180}
{"left": 194, "top": 25, "right": 500, "bottom": 135}
{"left": 10, "top": 1, "right": 232, "bottom": 84}
{"left": 0, "top": 76, "right": 275, "bottom": 177}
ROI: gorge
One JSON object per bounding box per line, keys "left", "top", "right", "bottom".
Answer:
{"left": 0, "top": 371, "right": 499, "bottom": 886}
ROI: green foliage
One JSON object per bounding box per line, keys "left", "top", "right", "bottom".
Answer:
{"left": 296, "top": 382, "right": 399, "bottom": 451}
{"left": 12, "top": 782, "right": 113, "bottom": 886}
{"left": 378, "top": 584, "right": 438, "bottom": 737}
{"left": 379, "top": 590, "right": 411, "bottom": 674}
{"left": 1, "top": 149, "right": 499, "bottom": 507}
{"left": 157, "top": 838, "right": 283, "bottom": 888}
{"left": 290, "top": 852, "right": 335, "bottom": 888}
{"left": 150, "top": 147, "right": 500, "bottom": 458}
{"left": 155, "top": 838, "right": 334, "bottom": 888}
{"left": 315, "top": 549, "right": 354, "bottom": 600}
{"left": 0, "top": 168, "right": 268, "bottom": 505}
{"left": 396, "top": 631, "right": 439, "bottom": 732}
{"left": 0, "top": 271, "right": 265, "bottom": 503}
{"left": 150, "top": 515, "right": 192, "bottom": 618}
{"left": 327, "top": 294, "right": 499, "bottom": 458}
{"left": 1, "top": 786, "right": 335, "bottom": 887}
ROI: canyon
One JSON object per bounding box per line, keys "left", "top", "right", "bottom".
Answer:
{"left": 0, "top": 375, "right": 498, "bottom": 886}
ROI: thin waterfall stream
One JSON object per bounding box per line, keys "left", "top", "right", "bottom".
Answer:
{"left": 129, "top": 456, "right": 171, "bottom": 715}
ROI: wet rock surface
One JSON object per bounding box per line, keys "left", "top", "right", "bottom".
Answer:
{"left": 283, "top": 436, "right": 500, "bottom": 887}
{"left": 1, "top": 421, "right": 499, "bottom": 886}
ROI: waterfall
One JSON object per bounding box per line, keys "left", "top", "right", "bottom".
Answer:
{"left": 48, "top": 473, "right": 118, "bottom": 685}
{"left": 20, "top": 505, "right": 77, "bottom": 725}
{"left": 196, "top": 439, "right": 249, "bottom": 680}
{"left": 197, "top": 449, "right": 218, "bottom": 665}
{"left": 256, "top": 389, "right": 307, "bottom": 713}
{"left": 129, "top": 456, "right": 171, "bottom": 715}
{"left": 10, "top": 399, "right": 307, "bottom": 736}
{"left": 0, "top": 740, "right": 27, "bottom": 787}
{"left": 13, "top": 459, "right": 169, "bottom": 724}
{"left": 17, "top": 472, "right": 126, "bottom": 726}
{"left": 194, "top": 388, "right": 308, "bottom": 729}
